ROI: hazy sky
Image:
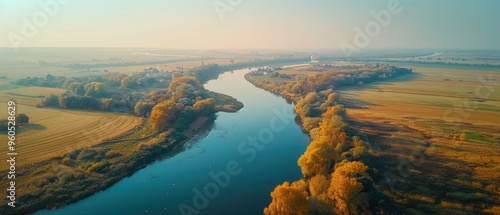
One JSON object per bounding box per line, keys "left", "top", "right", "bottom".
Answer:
{"left": 0, "top": 0, "right": 499, "bottom": 50}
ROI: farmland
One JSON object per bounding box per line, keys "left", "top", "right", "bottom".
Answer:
{"left": 0, "top": 87, "right": 143, "bottom": 169}
{"left": 339, "top": 64, "right": 500, "bottom": 214}
{"left": 245, "top": 61, "right": 500, "bottom": 214}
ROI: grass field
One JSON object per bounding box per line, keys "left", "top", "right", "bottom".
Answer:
{"left": 339, "top": 65, "right": 500, "bottom": 126}
{"left": 339, "top": 64, "right": 500, "bottom": 214}
{"left": 0, "top": 86, "right": 142, "bottom": 169}
{"left": 274, "top": 62, "right": 367, "bottom": 76}
{"left": 0, "top": 62, "right": 106, "bottom": 81}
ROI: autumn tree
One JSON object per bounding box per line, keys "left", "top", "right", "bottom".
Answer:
{"left": 193, "top": 98, "right": 215, "bottom": 115}
{"left": 264, "top": 182, "right": 310, "bottom": 215}
{"left": 350, "top": 136, "right": 368, "bottom": 159}
{"left": 149, "top": 99, "right": 181, "bottom": 130}
{"left": 84, "top": 82, "right": 107, "bottom": 98}
{"left": 295, "top": 92, "right": 321, "bottom": 117}
{"left": 298, "top": 106, "right": 348, "bottom": 178}
{"left": 328, "top": 161, "right": 369, "bottom": 215}
{"left": 298, "top": 138, "right": 333, "bottom": 177}
{"left": 101, "top": 98, "right": 114, "bottom": 111}
{"left": 120, "top": 77, "right": 132, "bottom": 89}
{"left": 68, "top": 82, "right": 85, "bottom": 96}
{"left": 306, "top": 174, "right": 332, "bottom": 213}
{"left": 168, "top": 75, "right": 201, "bottom": 93}
{"left": 309, "top": 174, "right": 329, "bottom": 197}
{"left": 134, "top": 100, "right": 156, "bottom": 117}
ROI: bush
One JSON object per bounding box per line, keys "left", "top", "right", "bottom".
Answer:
{"left": 0, "top": 119, "right": 8, "bottom": 131}
{"left": 17, "top": 113, "right": 30, "bottom": 125}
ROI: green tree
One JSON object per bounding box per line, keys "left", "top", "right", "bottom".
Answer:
{"left": 41, "top": 94, "right": 60, "bottom": 107}
{"left": 17, "top": 113, "right": 30, "bottom": 125}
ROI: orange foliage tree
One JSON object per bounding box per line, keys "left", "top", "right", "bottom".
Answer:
{"left": 328, "top": 161, "right": 369, "bottom": 215}
{"left": 193, "top": 98, "right": 215, "bottom": 115}
{"left": 264, "top": 181, "right": 310, "bottom": 215}
{"left": 298, "top": 106, "right": 348, "bottom": 178}
{"left": 149, "top": 99, "right": 181, "bottom": 130}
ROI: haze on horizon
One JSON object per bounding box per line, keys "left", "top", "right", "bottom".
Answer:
{"left": 0, "top": 0, "right": 499, "bottom": 50}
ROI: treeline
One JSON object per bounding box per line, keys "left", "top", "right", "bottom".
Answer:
{"left": 16, "top": 68, "right": 169, "bottom": 90}
{"left": 0, "top": 114, "right": 29, "bottom": 131}
{"left": 147, "top": 74, "right": 217, "bottom": 131}
{"left": 246, "top": 66, "right": 408, "bottom": 214}
{"left": 0, "top": 72, "right": 241, "bottom": 215}
{"left": 350, "top": 58, "right": 500, "bottom": 69}
{"left": 18, "top": 57, "right": 309, "bottom": 113}
{"left": 265, "top": 93, "right": 403, "bottom": 215}
{"left": 250, "top": 64, "right": 412, "bottom": 95}
{"left": 63, "top": 58, "right": 208, "bottom": 69}
{"left": 17, "top": 68, "right": 171, "bottom": 113}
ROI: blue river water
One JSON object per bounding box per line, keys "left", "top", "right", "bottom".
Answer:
{"left": 35, "top": 68, "right": 310, "bottom": 215}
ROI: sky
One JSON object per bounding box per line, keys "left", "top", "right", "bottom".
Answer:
{"left": 0, "top": 0, "right": 499, "bottom": 50}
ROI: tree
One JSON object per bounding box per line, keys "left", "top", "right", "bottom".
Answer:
{"left": 101, "top": 98, "right": 114, "bottom": 111}
{"left": 298, "top": 139, "right": 333, "bottom": 177}
{"left": 17, "top": 113, "right": 29, "bottom": 125}
{"left": 58, "top": 94, "right": 69, "bottom": 108}
{"left": 298, "top": 110, "right": 348, "bottom": 178}
{"left": 84, "top": 82, "right": 107, "bottom": 98}
{"left": 134, "top": 100, "right": 156, "bottom": 117}
{"left": 41, "top": 94, "right": 60, "bottom": 107}
{"left": 308, "top": 175, "right": 334, "bottom": 215}
{"left": 264, "top": 182, "right": 310, "bottom": 215}
{"left": 309, "top": 174, "right": 330, "bottom": 197}
{"left": 193, "top": 98, "right": 215, "bottom": 115}
{"left": 149, "top": 99, "right": 181, "bottom": 130}
{"left": 0, "top": 119, "right": 8, "bottom": 131}
{"left": 68, "top": 82, "right": 85, "bottom": 96}
{"left": 328, "top": 161, "right": 369, "bottom": 215}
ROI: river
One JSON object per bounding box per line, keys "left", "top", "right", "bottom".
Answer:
{"left": 35, "top": 68, "right": 310, "bottom": 215}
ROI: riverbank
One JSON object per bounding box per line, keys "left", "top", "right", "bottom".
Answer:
{"left": 0, "top": 93, "right": 242, "bottom": 215}
{"left": 32, "top": 67, "right": 310, "bottom": 215}
{"left": 245, "top": 65, "right": 410, "bottom": 214}
{"left": 246, "top": 63, "right": 500, "bottom": 214}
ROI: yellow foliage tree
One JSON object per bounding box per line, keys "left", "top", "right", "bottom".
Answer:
{"left": 264, "top": 182, "right": 310, "bottom": 215}
{"left": 298, "top": 108, "right": 348, "bottom": 177}
{"left": 309, "top": 174, "right": 330, "bottom": 197}
{"left": 149, "top": 99, "right": 181, "bottom": 130}
{"left": 298, "top": 139, "right": 332, "bottom": 177}
{"left": 193, "top": 98, "right": 215, "bottom": 115}
{"left": 328, "top": 161, "right": 369, "bottom": 215}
